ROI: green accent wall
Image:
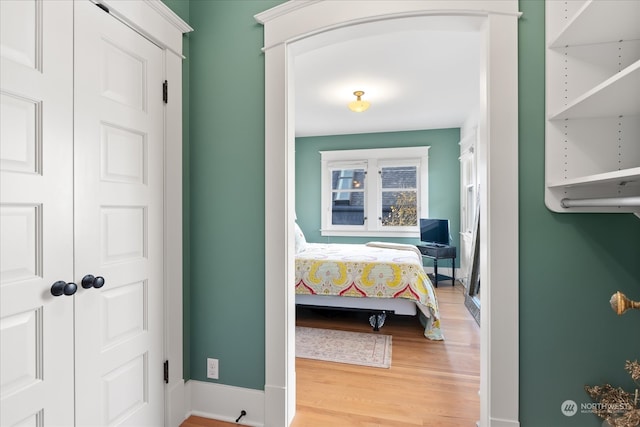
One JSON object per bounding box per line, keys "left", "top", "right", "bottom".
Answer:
{"left": 162, "top": 0, "right": 640, "bottom": 424}
{"left": 295, "top": 129, "right": 461, "bottom": 268}
{"left": 184, "top": 0, "right": 281, "bottom": 389}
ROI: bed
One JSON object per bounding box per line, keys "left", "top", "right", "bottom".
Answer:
{"left": 294, "top": 224, "right": 443, "bottom": 340}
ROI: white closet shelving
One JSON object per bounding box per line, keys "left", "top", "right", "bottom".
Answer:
{"left": 545, "top": 0, "right": 640, "bottom": 212}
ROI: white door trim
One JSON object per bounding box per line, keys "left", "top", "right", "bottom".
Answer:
{"left": 97, "top": 1, "right": 192, "bottom": 425}
{"left": 256, "top": 1, "right": 520, "bottom": 426}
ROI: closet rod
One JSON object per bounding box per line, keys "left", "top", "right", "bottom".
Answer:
{"left": 561, "top": 196, "right": 640, "bottom": 208}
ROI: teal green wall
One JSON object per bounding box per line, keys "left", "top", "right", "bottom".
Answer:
{"left": 185, "top": 0, "right": 281, "bottom": 389}
{"left": 163, "top": 0, "right": 640, "bottom": 424}
{"left": 295, "top": 129, "right": 461, "bottom": 268}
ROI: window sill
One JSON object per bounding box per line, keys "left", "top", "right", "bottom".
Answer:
{"left": 320, "top": 229, "right": 420, "bottom": 238}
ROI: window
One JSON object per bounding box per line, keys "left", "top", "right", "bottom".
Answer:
{"left": 329, "top": 164, "right": 366, "bottom": 226}
{"left": 321, "top": 147, "right": 429, "bottom": 237}
{"left": 460, "top": 146, "right": 476, "bottom": 234}
{"left": 380, "top": 163, "right": 418, "bottom": 227}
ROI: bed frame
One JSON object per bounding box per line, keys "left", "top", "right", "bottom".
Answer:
{"left": 295, "top": 294, "right": 418, "bottom": 330}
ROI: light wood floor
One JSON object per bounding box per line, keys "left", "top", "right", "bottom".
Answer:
{"left": 181, "top": 285, "right": 480, "bottom": 427}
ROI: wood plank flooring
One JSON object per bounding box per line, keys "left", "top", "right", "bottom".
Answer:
{"left": 181, "top": 285, "right": 480, "bottom": 427}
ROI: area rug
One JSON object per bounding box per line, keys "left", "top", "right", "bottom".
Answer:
{"left": 295, "top": 326, "right": 392, "bottom": 368}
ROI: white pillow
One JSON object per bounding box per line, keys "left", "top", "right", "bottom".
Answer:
{"left": 294, "top": 223, "right": 307, "bottom": 253}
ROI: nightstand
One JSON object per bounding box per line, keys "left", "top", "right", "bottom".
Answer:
{"left": 416, "top": 244, "right": 456, "bottom": 287}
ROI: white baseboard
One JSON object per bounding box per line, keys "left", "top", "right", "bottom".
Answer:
{"left": 186, "top": 380, "right": 265, "bottom": 426}
{"left": 166, "top": 379, "right": 186, "bottom": 427}
{"left": 487, "top": 417, "right": 520, "bottom": 427}
{"left": 263, "top": 380, "right": 296, "bottom": 427}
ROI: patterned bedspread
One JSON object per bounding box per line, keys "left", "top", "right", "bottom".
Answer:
{"left": 295, "top": 242, "right": 443, "bottom": 340}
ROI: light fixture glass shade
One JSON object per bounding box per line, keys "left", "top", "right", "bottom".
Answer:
{"left": 348, "top": 90, "right": 370, "bottom": 112}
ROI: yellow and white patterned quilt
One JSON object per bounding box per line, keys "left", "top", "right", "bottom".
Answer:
{"left": 295, "top": 242, "right": 443, "bottom": 340}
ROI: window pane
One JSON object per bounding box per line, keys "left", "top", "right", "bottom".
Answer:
{"left": 381, "top": 190, "right": 417, "bottom": 226}
{"left": 331, "top": 192, "right": 364, "bottom": 225}
{"left": 330, "top": 168, "right": 366, "bottom": 225}
{"left": 466, "top": 185, "right": 475, "bottom": 232}
{"left": 331, "top": 169, "right": 365, "bottom": 191}
{"left": 381, "top": 166, "right": 418, "bottom": 227}
{"left": 381, "top": 166, "right": 416, "bottom": 189}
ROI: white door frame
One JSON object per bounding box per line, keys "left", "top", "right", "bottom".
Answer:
{"left": 256, "top": 1, "right": 520, "bottom": 426}
{"left": 96, "top": 2, "right": 192, "bottom": 426}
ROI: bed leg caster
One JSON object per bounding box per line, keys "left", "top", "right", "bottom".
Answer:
{"left": 369, "top": 312, "right": 386, "bottom": 331}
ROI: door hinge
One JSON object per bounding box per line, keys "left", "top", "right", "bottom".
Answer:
{"left": 164, "top": 360, "right": 169, "bottom": 384}
{"left": 95, "top": 2, "right": 110, "bottom": 13}
{"left": 163, "top": 80, "right": 168, "bottom": 104}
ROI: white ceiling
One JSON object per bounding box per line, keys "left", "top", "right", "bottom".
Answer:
{"left": 294, "top": 15, "right": 483, "bottom": 137}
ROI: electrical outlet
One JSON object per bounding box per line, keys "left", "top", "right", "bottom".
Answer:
{"left": 206, "top": 358, "right": 219, "bottom": 379}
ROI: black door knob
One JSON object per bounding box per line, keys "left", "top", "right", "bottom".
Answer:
{"left": 81, "top": 275, "right": 95, "bottom": 288}
{"left": 80, "top": 274, "right": 95, "bottom": 289}
{"left": 51, "top": 281, "right": 77, "bottom": 296}
{"left": 81, "top": 274, "right": 105, "bottom": 289}
{"left": 64, "top": 282, "right": 77, "bottom": 295}
{"left": 93, "top": 276, "right": 105, "bottom": 288}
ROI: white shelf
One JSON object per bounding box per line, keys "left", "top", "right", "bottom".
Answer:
{"left": 549, "top": 0, "right": 640, "bottom": 48}
{"left": 547, "top": 167, "right": 640, "bottom": 190}
{"left": 545, "top": 0, "right": 640, "bottom": 213}
{"left": 549, "top": 60, "right": 640, "bottom": 120}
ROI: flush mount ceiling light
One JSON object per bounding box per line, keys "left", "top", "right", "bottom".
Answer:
{"left": 348, "top": 90, "right": 370, "bottom": 112}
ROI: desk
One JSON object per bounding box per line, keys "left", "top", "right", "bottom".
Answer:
{"left": 417, "top": 244, "right": 456, "bottom": 287}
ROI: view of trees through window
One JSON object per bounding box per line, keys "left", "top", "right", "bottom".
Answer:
{"left": 381, "top": 166, "right": 418, "bottom": 226}
{"left": 382, "top": 191, "right": 417, "bottom": 226}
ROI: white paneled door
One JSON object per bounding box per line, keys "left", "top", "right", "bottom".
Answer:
{"left": 73, "top": 2, "right": 164, "bottom": 425}
{"left": 1, "top": 1, "right": 165, "bottom": 426}
{"left": 1, "top": 1, "right": 74, "bottom": 426}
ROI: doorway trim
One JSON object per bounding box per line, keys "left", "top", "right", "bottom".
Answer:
{"left": 256, "top": 2, "right": 520, "bottom": 426}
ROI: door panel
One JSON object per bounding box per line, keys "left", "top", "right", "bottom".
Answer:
{"left": 73, "top": 2, "right": 164, "bottom": 425}
{"left": 0, "top": 1, "right": 74, "bottom": 426}
{"left": 0, "top": 93, "right": 40, "bottom": 175}
{"left": 0, "top": 0, "right": 39, "bottom": 70}
{"left": 100, "top": 40, "right": 146, "bottom": 111}
{"left": 100, "top": 124, "right": 147, "bottom": 185}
